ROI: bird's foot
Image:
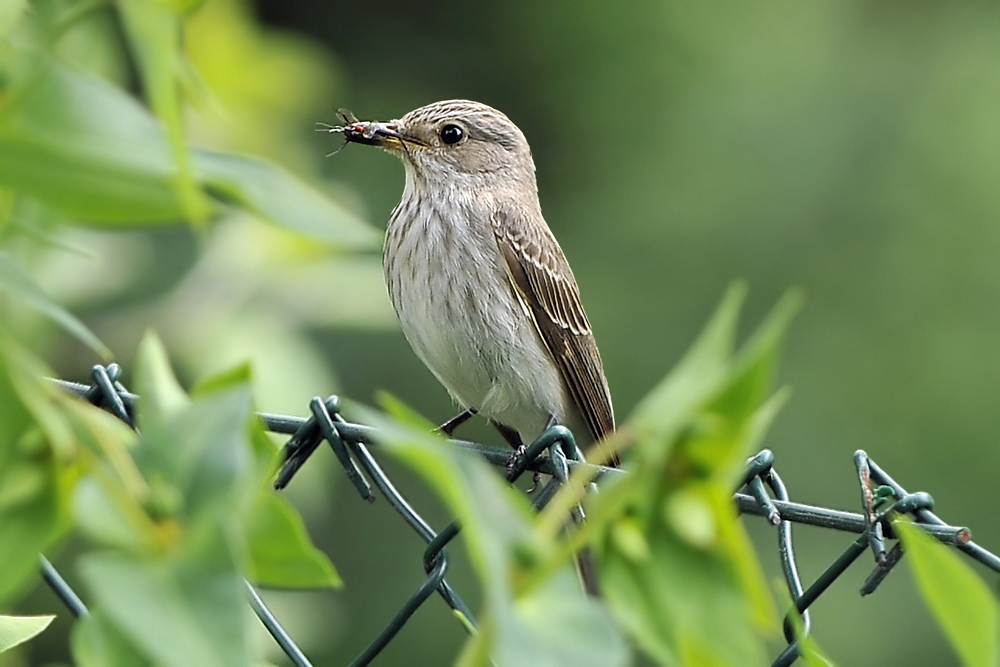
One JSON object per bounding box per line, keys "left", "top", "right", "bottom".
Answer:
{"left": 505, "top": 445, "right": 527, "bottom": 481}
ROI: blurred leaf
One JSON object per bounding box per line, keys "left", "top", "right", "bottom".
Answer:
{"left": 134, "top": 331, "right": 189, "bottom": 431}
{"left": 0, "top": 56, "right": 377, "bottom": 247}
{"left": 0, "top": 614, "right": 54, "bottom": 653}
{"left": 191, "top": 360, "right": 252, "bottom": 397}
{"left": 79, "top": 544, "right": 251, "bottom": 667}
{"left": 370, "top": 397, "right": 629, "bottom": 667}
{"left": 0, "top": 0, "right": 25, "bottom": 37}
{"left": 73, "top": 476, "right": 159, "bottom": 555}
{"left": 134, "top": 384, "right": 255, "bottom": 522}
{"left": 117, "top": 0, "right": 208, "bottom": 222}
{"left": 0, "top": 56, "right": 188, "bottom": 221}
{"left": 629, "top": 282, "right": 745, "bottom": 467}
{"left": 0, "top": 337, "right": 71, "bottom": 602}
{"left": 194, "top": 149, "right": 379, "bottom": 248}
{"left": 895, "top": 518, "right": 999, "bottom": 667}
{"left": 0, "top": 252, "right": 110, "bottom": 357}
{"left": 245, "top": 492, "right": 341, "bottom": 589}
{"left": 72, "top": 609, "right": 149, "bottom": 667}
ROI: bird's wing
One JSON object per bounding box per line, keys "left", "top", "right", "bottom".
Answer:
{"left": 490, "top": 205, "right": 615, "bottom": 448}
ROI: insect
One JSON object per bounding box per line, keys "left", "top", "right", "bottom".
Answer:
{"left": 316, "top": 108, "right": 372, "bottom": 156}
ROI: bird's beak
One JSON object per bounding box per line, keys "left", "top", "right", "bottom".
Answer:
{"left": 342, "top": 121, "right": 428, "bottom": 149}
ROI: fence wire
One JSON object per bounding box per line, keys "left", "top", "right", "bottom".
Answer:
{"left": 37, "top": 364, "right": 1000, "bottom": 666}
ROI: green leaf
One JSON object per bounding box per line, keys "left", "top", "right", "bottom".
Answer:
{"left": 0, "top": 56, "right": 188, "bottom": 221}
{"left": 0, "top": 614, "right": 55, "bottom": 653}
{"left": 133, "top": 331, "right": 189, "bottom": 431}
{"left": 628, "top": 282, "right": 745, "bottom": 466}
{"left": 72, "top": 609, "right": 149, "bottom": 667}
{"left": 194, "top": 149, "right": 379, "bottom": 249}
{"left": 245, "top": 492, "right": 341, "bottom": 589}
{"left": 117, "top": 0, "right": 208, "bottom": 222}
{"left": 895, "top": 518, "right": 999, "bottom": 667}
{"left": 0, "top": 56, "right": 377, "bottom": 247}
{"left": 588, "top": 287, "right": 799, "bottom": 665}
{"left": 0, "top": 338, "right": 70, "bottom": 603}
{"left": 134, "top": 387, "right": 255, "bottom": 521}
{"left": 79, "top": 546, "right": 252, "bottom": 667}
{"left": 0, "top": 252, "right": 110, "bottom": 358}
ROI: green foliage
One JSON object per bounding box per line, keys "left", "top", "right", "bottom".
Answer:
{"left": 549, "top": 285, "right": 799, "bottom": 666}
{"left": 0, "top": 614, "right": 54, "bottom": 653}
{"left": 895, "top": 518, "right": 999, "bottom": 667}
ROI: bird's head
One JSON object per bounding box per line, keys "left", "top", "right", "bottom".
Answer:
{"left": 340, "top": 100, "right": 537, "bottom": 191}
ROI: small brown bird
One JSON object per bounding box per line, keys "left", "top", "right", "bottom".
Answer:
{"left": 340, "top": 100, "right": 615, "bottom": 465}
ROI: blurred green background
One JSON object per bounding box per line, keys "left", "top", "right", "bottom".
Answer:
{"left": 9, "top": 0, "right": 1000, "bottom": 665}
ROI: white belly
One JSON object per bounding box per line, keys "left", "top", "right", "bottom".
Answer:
{"left": 384, "top": 198, "right": 570, "bottom": 442}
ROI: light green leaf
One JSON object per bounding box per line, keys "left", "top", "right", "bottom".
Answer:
{"left": 0, "top": 0, "right": 26, "bottom": 34}
{"left": 895, "top": 518, "right": 999, "bottom": 667}
{"left": 0, "top": 252, "right": 110, "bottom": 358}
{"left": 0, "top": 614, "right": 55, "bottom": 653}
{"left": 245, "top": 493, "right": 341, "bottom": 589}
{"left": 0, "top": 56, "right": 188, "bottom": 221}
{"left": 0, "top": 339, "right": 69, "bottom": 603}
{"left": 117, "top": 0, "right": 207, "bottom": 223}
{"left": 590, "top": 287, "right": 798, "bottom": 665}
{"left": 134, "top": 331, "right": 189, "bottom": 431}
{"left": 628, "top": 282, "right": 745, "bottom": 466}
{"left": 0, "top": 56, "right": 377, "bottom": 247}
{"left": 194, "top": 149, "right": 379, "bottom": 249}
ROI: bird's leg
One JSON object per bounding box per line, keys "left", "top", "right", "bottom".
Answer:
{"left": 437, "top": 407, "right": 477, "bottom": 436}
{"left": 496, "top": 421, "right": 547, "bottom": 492}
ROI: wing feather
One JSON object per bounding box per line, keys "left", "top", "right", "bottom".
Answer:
{"left": 491, "top": 206, "right": 615, "bottom": 451}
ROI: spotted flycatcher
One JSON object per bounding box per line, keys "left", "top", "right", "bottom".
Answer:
{"left": 339, "top": 100, "right": 615, "bottom": 465}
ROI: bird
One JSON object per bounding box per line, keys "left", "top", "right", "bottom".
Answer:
{"left": 343, "top": 100, "right": 615, "bottom": 464}
{"left": 338, "top": 100, "right": 616, "bottom": 468}
{"left": 336, "top": 100, "right": 616, "bottom": 596}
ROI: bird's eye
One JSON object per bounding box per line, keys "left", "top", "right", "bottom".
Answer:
{"left": 439, "top": 124, "right": 465, "bottom": 145}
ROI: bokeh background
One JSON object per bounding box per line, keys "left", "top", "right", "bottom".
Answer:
{"left": 15, "top": 0, "right": 1000, "bottom": 665}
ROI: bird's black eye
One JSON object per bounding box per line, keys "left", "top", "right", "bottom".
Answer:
{"left": 439, "top": 124, "right": 465, "bottom": 145}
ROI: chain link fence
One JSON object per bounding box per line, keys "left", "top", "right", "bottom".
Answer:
{"left": 38, "top": 364, "right": 1000, "bottom": 666}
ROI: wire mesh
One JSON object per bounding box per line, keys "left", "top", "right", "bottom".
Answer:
{"left": 36, "top": 364, "right": 1000, "bottom": 666}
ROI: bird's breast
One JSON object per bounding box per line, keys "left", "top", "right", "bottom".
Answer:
{"left": 383, "top": 192, "right": 566, "bottom": 432}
